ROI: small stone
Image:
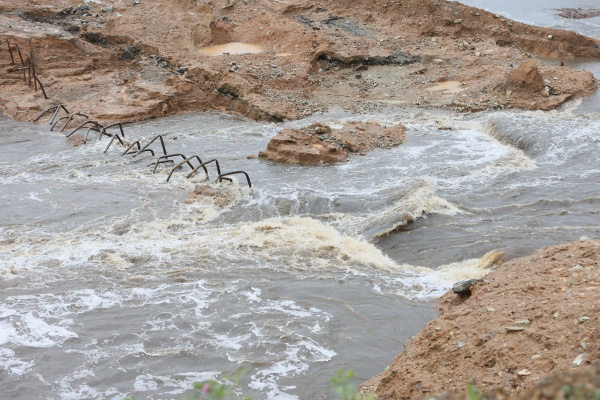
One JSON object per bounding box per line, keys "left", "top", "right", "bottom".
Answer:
{"left": 547, "top": 34, "right": 553, "bottom": 40}
{"left": 452, "top": 279, "right": 483, "bottom": 295}
{"left": 486, "top": 307, "right": 496, "bottom": 312}
{"left": 457, "top": 341, "right": 465, "bottom": 348}
{"left": 573, "top": 354, "right": 586, "bottom": 366}
{"left": 515, "top": 319, "right": 531, "bottom": 327}
{"left": 570, "top": 265, "right": 583, "bottom": 271}
{"left": 579, "top": 316, "right": 590, "bottom": 323}
{"left": 433, "top": 58, "right": 443, "bottom": 64}
{"left": 531, "top": 354, "right": 542, "bottom": 360}
{"left": 435, "top": 326, "right": 442, "bottom": 331}
{"left": 553, "top": 312, "right": 559, "bottom": 319}
{"left": 517, "top": 369, "right": 531, "bottom": 376}
{"left": 581, "top": 342, "right": 587, "bottom": 349}
{"left": 505, "top": 326, "right": 526, "bottom": 332}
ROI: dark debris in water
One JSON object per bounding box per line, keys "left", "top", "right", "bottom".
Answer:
{"left": 556, "top": 7, "right": 600, "bottom": 20}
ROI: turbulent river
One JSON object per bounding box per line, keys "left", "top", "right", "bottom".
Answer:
{"left": 1, "top": 2, "right": 600, "bottom": 400}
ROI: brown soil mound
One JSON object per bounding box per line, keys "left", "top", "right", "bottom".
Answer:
{"left": 361, "top": 239, "right": 600, "bottom": 399}
{"left": 423, "top": 361, "right": 600, "bottom": 400}
{"left": 1, "top": 0, "right": 599, "bottom": 124}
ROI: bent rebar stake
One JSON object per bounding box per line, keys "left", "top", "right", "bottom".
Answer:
{"left": 55, "top": 113, "right": 89, "bottom": 132}
{"left": 6, "top": 39, "right": 14, "bottom": 64}
{"left": 151, "top": 154, "right": 193, "bottom": 173}
{"left": 186, "top": 158, "right": 222, "bottom": 180}
{"left": 50, "top": 112, "right": 88, "bottom": 132}
{"left": 218, "top": 171, "right": 252, "bottom": 188}
{"left": 103, "top": 134, "right": 125, "bottom": 153}
{"left": 33, "top": 104, "right": 69, "bottom": 124}
{"left": 133, "top": 135, "right": 168, "bottom": 158}
{"left": 122, "top": 141, "right": 155, "bottom": 156}
{"left": 66, "top": 120, "right": 104, "bottom": 138}
{"left": 14, "top": 43, "right": 25, "bottom": 82}
{"left": 101, "top": 123, "right": 126, "bottom": 138}
{"left": 34, "top": 75, "right": 48, "bottom": 99}
{"left": 84, "top": 126, "right": 103, "bottom": 142}
{"left": 166, "top": 155, "right": 209, "bottom": 182}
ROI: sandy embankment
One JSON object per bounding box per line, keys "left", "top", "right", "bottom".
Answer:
{"left": 361, "top": 239, "right": 600, "bottom": 399}
{"left": 1, "top": 0, "right": 600, "bottom": 124}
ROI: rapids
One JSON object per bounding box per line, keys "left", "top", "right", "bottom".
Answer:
{"left": 1, "top": 2, "right": 600, "bottom": 399}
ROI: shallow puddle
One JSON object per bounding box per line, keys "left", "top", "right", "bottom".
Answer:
{"left": 199, "top": 42, "right": 264, "bottom": 56}
{"left": 425, "top": 80, "right": 464, "bottom": 93}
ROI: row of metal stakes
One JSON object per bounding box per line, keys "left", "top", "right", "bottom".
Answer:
{"left": 4, "top": 39, "right": 48, "bottom": 99}
{"left": 33, "top": 104, "right": 252, "bottom": 187}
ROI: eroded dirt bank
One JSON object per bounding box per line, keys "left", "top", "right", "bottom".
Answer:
{"left": 1, "top": 0, "right": 600, "bottom": 124}
{"left": 360, "top": 239, "right": 600, "bottom": 399}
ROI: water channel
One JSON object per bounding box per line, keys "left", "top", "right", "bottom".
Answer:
{"left": 1, "top": 2, "right": 599, "bottom": 399}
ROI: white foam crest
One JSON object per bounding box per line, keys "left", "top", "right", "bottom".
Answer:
{"left": 228, "top": 216, "right": 400, "bottom": 271}
{"left": 133, "top": 372, "right": 222, "bottom": 395}
{"left": 0, "top": 348, "right": 33, "bottom": 376}
{"left": 394, "top": 250, "right": 501, "bottom": 300}
{"left": 0, "top": 310, "right": 77, "bottom": 347}
{"left": 250, "top": 347, "right": 307, "bottom": 399}
{"left": 209, "top": 333, "right": 252, "bottom": 351}
{"left": 56, "top": 378, "right": 122, "bottom": 400}
{"left": 360, "top": 181, "right": 465, "bottom": 238}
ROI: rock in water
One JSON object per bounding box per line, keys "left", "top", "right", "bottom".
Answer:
{"left": 452, "top": 278, "right": 483, "bottom": 295}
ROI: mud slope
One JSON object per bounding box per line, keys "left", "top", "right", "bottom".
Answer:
{"left": 0, "top": 0, "right": 599, "bottom": 123}
{"left": 360, "top": 239, "right": 600, "bottom": 400}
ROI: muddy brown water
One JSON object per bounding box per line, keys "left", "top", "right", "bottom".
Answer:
{"left": 1, "top": 2, "right": 600, "bottom": 399}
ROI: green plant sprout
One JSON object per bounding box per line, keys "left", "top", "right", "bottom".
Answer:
{"left": 330, "top": 369, "right": 376, "bottom": 400}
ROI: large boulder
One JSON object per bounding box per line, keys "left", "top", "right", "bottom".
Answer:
{"left": 507, "top": 60, "right": 545, "bottom": 91}
{"left": 258, "top": 122, "right": 407, "bottom": 165}
{"left": 258, "top": 128, "right": 349, "bottom": 165}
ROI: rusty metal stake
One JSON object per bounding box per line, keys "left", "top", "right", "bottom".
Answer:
{"left": 122, "top": 141, "right": 145, "bottom": 156}
{"left": 166, "top": 155, "right": 209, "bottom": 182}
{"left": 33, "top": 104, "right": 68, "bottom": 123}
{"left": 101, "top": 122, "right": 126, "bottom": 138}
{"left": 30, "top": 51, "right": 37, "bottom": 90}
{"left": 186, "top": 158, "right": 222, "bottom": 180}
{"left": 66, "top": 120, "right": 104, "bottom": 138}
{"left": 151, "top": 154, "right": 193, "bottom": 173}
{"left": 6, "top": 39, "right": 14, "bottom": 64}
{"left": 103, "top": 134, "right": 125, "bottom": 153}
{"left": 218, "top": 171, "right": 252, "bottom": 188}
{"left": 15, "top": 44, "right": 25, "bottom": 82}
{"left": 53, "top": 112, "right": 89, "bottom": 132}
{"left": 133, "top": 135, "right": 168, "bottom": 157}
{"left": 34, "top": 76, "right": 48, "bottom": 99}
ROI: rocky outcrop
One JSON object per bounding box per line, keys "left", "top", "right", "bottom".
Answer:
{"left": 258, "top": 122, "right": 407, "bottom": 165}
{"left": 258, "top": 128, "right": 349, "bottom": 165}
